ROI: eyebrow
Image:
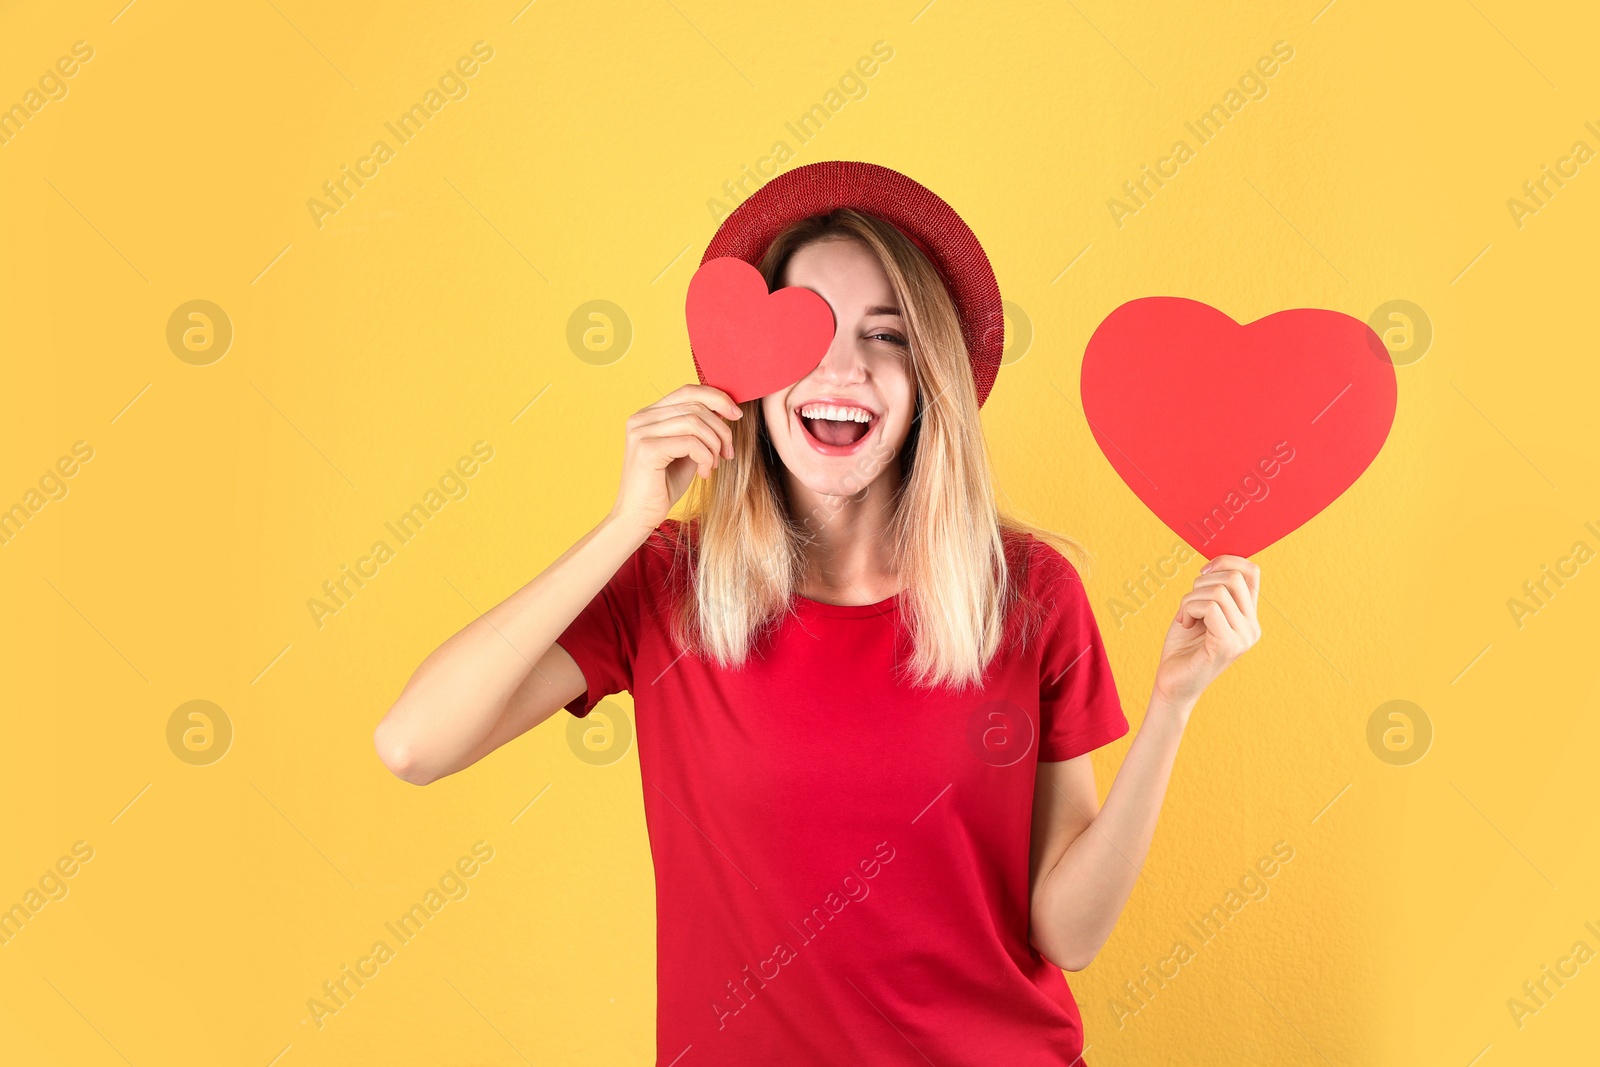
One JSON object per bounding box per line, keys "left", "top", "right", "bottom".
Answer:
{"left": 864, "top": 305, "right": 903, "bottom": 317}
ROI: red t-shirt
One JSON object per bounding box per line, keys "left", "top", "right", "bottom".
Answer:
{"left": 555, "top": 518, "right": 1129, "bottom": 1065}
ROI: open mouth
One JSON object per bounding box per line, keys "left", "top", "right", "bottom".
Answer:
{"left": 796, "top": 400, "right": 877, "bottom": 455}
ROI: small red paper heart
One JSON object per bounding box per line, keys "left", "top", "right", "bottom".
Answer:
{"left": 1081, "top": 297, "right": 1397, "bottom": 559}
{"left": 686, "top": 257, "right": 835, "bottom": 404}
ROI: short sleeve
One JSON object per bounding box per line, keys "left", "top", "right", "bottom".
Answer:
{"left": 1032, "top": 541, "right": 1130, "bottom": 762}
{"left": 553, "top": 529, "right": 655, "bottom": 718}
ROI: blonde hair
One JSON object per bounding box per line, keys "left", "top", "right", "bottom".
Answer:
{"left": 663, "top": 207, "right": 1088, "bottom": 690}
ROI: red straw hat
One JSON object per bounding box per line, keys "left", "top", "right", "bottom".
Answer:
{"left": 699, "top": 160, "right": 1005, "bottom": 408}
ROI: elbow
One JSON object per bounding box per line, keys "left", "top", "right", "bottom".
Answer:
{"left": 1036, "top": 936, "right": 1097, "bottom": 973}
{"left": 1058, "top": 947, "right": 1099, "bottom": 973}
{"left": 1031, "top": 921, "right": 1101, "bottom": 973}
{"left": 1039, "top": 938, "right": 1099, "bottom": 973}
{"left": 374, "top": 721, "right": 436, "bottom": 786}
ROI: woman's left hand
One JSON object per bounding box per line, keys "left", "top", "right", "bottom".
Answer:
{"left": 1152, "top": 554, "right": 1262, "bottom": 711}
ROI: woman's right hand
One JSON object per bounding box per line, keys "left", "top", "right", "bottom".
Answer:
{"left": 608, "top": 384, "right": 743, "bottom": 537}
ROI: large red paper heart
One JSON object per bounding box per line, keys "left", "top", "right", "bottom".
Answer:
{"left": 1081, "top": 297, "right": 1397, "bottom": 559}
{"left": 685, "top": 257, "right": 835, "bottom": 403}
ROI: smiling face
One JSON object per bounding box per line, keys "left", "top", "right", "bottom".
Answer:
{"left": 759, "top": 236, "right": 918, "bottom": 501}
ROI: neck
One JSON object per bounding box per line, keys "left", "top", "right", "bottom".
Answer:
{"left": 783, "top": 465, "right": 904, "bottom": 605}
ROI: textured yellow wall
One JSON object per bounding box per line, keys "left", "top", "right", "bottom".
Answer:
{"left": 2, "top": 1, "right": 1597, "bottom": 1064}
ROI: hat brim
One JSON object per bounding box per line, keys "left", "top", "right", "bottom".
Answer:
{"left": 699, "top": 160, "right": 1004, "bottom": 408}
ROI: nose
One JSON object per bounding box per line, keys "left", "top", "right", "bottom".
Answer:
{"left": 809, "top": 325, "right": 867, "bottom": 388}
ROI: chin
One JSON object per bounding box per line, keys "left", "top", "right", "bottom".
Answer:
{"left": 792, "top": 467, "right": 882, "bottom": 500}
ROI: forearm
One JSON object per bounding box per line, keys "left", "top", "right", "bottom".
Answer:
{"left": 374, "top": 512, "right": 650, "bottom": 783}
{"left": 1030, "top": 695, "right": 1193, "bottom": 970}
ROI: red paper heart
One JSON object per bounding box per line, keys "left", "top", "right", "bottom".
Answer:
{"left": 1081, "top": 297, "right": 1397, "bottom": 558}
{"left": 686, "top": 257, "right": 835, "bottom": 404}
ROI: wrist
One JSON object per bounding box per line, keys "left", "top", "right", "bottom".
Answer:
{"left": 601, "top": 507, "right": 658, "bottom": 547}
{"left": 1146, "top": 690, "right": 1197, "bottom": 730}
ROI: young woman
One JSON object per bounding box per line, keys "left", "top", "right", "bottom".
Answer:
{"left": 374, "top": 161, "right": 1261, "bottom": 1066}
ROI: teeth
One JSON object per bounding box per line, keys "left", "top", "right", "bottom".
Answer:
{"left": 798, "top": 403, "right": 873, "bottom": 423}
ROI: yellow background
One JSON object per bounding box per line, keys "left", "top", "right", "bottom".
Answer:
{"left": 3, "top": 0, "right": 1597, "bottom": 1063}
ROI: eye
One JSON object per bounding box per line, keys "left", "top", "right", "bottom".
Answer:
{"left": 868, "top": 331, "right": 908, "bottom": 346}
